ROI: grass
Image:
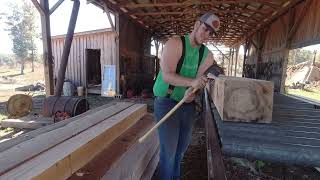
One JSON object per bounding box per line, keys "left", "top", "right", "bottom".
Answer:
{"left": 0, "top": 63, "right": 44, "bottom": 102}
{"left": 286, "top": 89, "right": 320, "bottom": 102}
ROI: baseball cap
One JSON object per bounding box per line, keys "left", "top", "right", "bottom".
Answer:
{"left": 199, "top": 13, "right": 220, "bottom": 35}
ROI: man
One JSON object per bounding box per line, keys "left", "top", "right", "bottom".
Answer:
{"left": 153, "top": 12, "right": 220, "bottom": 179}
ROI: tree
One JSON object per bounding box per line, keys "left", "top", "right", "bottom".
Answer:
{"left": 6, "top": 0, "right": 38, "bottom": 74}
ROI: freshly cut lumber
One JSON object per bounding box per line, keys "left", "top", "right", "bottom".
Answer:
{"left": 68, "top": 114, "right": 159, "bottom": 180}
{"left": 0, "top": 102, "right": 134, "bottom": 176}
{"left": 0, "top": 103, "right": 147, "bottom": 180}
{"left": 209, "top": 76, "right": 274, "bottom": 123}
{"left": 140, "top": 148, "right": 160, "bottom": 180}
{"left": 1, "top": 118, "right": 53, "bottom": 129}
{"left": 101, "top": 119, "right": 159, "bottom": 180}
{"left": 0, "top": 101, "right": 118, "bottom": 153}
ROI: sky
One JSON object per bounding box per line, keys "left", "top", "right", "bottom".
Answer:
{"left": 0, "top": 0, "right": 113, "bottom": 54}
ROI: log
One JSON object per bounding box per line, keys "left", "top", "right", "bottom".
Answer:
{"left": 1, "top": 118, "right": 53, "bottom": 129}
{"left": 210, "top": 76, "right": 274, "bottom": 123}
{"left": 0, "top": 102, "right": 134, "bottom": 175}
{"left": 0, "top": 103, "right": 147, "bottom": 179}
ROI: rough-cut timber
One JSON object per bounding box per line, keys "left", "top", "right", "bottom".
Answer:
{"left": 0, "top": 102, "right": 117, "bottom": 153}
{"left": 68, "top": 114, "right": 159, "bottom": 180}
{"left": 0, "top": 118, "right": 53, "bottom": 129}
{"left": 0, "top": 102, "right": 145, "bottom": 178}
{"left": 210, "top": 76, "right": 274, "bottom": 123}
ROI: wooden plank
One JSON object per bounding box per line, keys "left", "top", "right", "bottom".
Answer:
{"left": 67, "top": 114, "right": 158, "bottom": 180}
{"left": 0, "top": 118, "right": 53, "bottom": 129}
{"left": 0, "top": 104, "right": 147, "bottom": 180}
{"left": 210, "top": 76, "right": 274, "bottom": 123}
{"left": 139, "top": 148, "right": 160, "bottom": 180}
{"left": 0, "top": 101, "right": 117, "bottom": 153}
{"left": 101, "top": 122, "right": 158, "bottom": 180}
{"left": 0, "top": 102, "right": 133, "bottom": 175}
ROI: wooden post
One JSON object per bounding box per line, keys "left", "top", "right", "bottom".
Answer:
{"left": 39, "top": 0, "right": 54, "bottom": 96}
{"left": 115, "top": 13, "right": 120, "bottom": 94}
{"left": 54, "top": 0, "right": 80, "bottom": 96}
{"left": 313, "top": 50, "right": 317, "bottom": 66}
{"left": 230, "top": 48, "right": 234, "bottom": 76}
{"left": 234, "top": 47, "right": 239, "bottom": 77}
{"left": 227, "top": 49, "right": 231, "bottom": 76}
{"left": 154, "top": 40, "right": 160, "bottom": 75}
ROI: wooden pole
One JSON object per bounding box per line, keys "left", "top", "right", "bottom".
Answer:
{"left": 234, "top": 47, "right": 239, "bottom": 77}
{"left": 54, "top": 0, "right": 80, "bottom": 96}
{"left": 39, "top": 0, "right": 54, "bottom": 96}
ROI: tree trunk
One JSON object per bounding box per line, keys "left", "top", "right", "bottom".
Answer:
{"left": 31, "top": 50, "right": 34, "bottom": 72}
{"left": 20, "top": 62, "right": 24, "bottom": 75}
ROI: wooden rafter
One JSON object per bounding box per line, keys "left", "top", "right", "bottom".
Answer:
{"left": 131, "top": 9, "right": 270, "bottom": 16}
{"left": 121, "top": 1, "right": 280, "bottom": 9}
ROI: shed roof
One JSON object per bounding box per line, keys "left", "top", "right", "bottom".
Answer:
{"left": 90, "top": 0, "right": 304, "bottom": 46}
{"left": 51, "top": 28, "right": 112, "bottom": 39}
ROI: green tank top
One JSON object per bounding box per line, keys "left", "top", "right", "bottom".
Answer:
{"left": 153, "top": 35, "right": 209, "bottom": 101}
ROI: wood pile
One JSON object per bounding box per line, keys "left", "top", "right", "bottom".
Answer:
{"left": 0, "top": 102, "right": 159, "bottom": 180}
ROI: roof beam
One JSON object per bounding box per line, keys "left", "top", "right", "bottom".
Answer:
{"left": 131, "top": 9, "right": 269, "bottom": 16}
{"left": 232, "top": 0, "right": 304, "bottom": 47}
{"left": 122, "top": 1, "right": 279, "bottom": 9}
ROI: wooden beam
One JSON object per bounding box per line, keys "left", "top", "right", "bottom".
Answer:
{"left": 31, "top": 0, "right": 45, "bottom": 16}
{"left": 49, "top": 0, "right": 65, "bottom": 15}
{"left": 232, "top": 0, "right": 303, "bottom": 47}
{"left": 54, "top": 0, "right": 80, "bottom": 96}
{"left": 0, "top": 103, "right": 147, "bottom": 179}
{"left": 0, "top": 102, "right": 117, "bottom": 153}
{"left": 234, "top": 47, "right": 239, "bottom": 77}
{"left": 131, "top": 9, "right": 269, "bottom": 16}
{"left": 0, "top": 118, "right": 53, "bottom": 129}
{"left": 210, "top": 76, "right": 274, "bottom": 123}
{"left": 47, "top": 114, "right": 158, "bottom": 180}
{"left": 0, "top": 102, "right": 134, "bottom": 175}
{"left": 122, "top": 1, "right": 279, "bottom": 9}
{"left": 40, "top": 0, "right": 54, "bottom": 95}
{"left": 287, "top": 0, "right": 312, "bottom": 43}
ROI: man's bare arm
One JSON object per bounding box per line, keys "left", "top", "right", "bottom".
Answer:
{"left": 160, "top": 37, "right": 195, "bottom": 87}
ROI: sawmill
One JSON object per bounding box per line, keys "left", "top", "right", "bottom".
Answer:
{"left": 0, "top": 0, "right": 320, "bottom": 179}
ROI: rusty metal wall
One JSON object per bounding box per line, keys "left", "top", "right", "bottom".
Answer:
{"left": 51, "top": 29, "right": 117, "bottom": 87}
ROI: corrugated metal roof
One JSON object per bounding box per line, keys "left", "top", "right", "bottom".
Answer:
{"left": 213, "top": 93, "right": 320, "bottom": 166}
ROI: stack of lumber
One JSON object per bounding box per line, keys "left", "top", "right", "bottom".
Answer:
{"left": 1, "top": 116, "right": 54, "bottom": 129}
{"left": 0, "top": 102, "right": 159, "bottom": 180}
{"left": 209, "top": 76, "right": 274, "bottom": 123}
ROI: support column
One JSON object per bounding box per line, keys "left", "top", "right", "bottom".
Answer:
{"left": 54, "top": 0, "right": 80, "bottom": 96}
{"left": 40, "top": 0, "right": 54, "bottom": 96}
{"left": 234, "top": 47, "right": 239, "bottom": 77}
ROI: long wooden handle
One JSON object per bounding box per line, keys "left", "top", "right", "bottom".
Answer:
{"left": 138, "top": 87, "right": 197, "bottom": 143}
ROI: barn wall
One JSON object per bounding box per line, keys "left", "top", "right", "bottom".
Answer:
{"left": 244, "top": 0, "right": 320, "bottom": 92}
{"left": 51, "top": 30, "right": 117, "bottom": 87}
{"left": 119, "top": 14, "right": 154, "bottom": 96}
{"left": 290, "top": 0, "right": 320, "bottom": 48}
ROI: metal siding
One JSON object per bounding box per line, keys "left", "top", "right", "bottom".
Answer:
{"left": 214, "top": 93, "right": 320, "bottom": 167}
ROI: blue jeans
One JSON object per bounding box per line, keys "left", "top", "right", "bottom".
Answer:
{"left": 154, "top": 97, "right": 197, "bottom": 180}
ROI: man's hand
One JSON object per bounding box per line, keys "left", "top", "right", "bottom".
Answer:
{"left": 191, "top": 76, "right": 208, "bottom": 90}
{"left": 183, "top": 87, "right": 196, "bottom": 103}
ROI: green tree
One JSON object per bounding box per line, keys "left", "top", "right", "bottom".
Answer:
{"left": 6, "top": 0, "right": 38, "bottom": 74}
